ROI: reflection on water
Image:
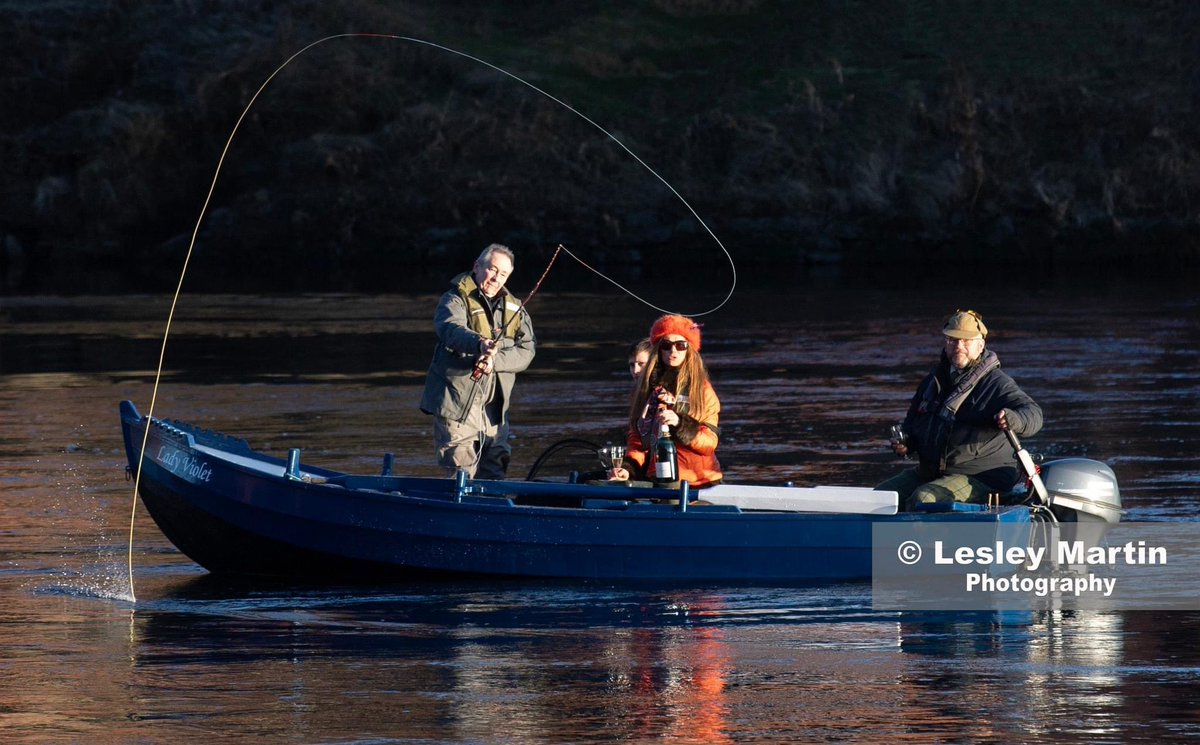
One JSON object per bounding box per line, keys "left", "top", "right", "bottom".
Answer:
{"left": 59, "top": 577, "right": 1190, "bottom": 743}
{"left": 1, "top": 287, "right": 1199, "bottom": 742}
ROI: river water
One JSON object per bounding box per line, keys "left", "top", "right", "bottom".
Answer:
{"left": 2, "top": 281, "right": 1199, "bottom": 743}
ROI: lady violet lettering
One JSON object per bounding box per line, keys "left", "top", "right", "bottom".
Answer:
{"left": 157, "top": 447, "right": 214, "bottom": 482}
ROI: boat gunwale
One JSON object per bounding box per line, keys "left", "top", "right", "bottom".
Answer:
{"left": 122, "top": 400, "right": 1029, "bottom": 526}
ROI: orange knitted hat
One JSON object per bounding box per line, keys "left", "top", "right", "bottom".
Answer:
{"left": 649, "top": 314, "right": 702, "bottom": 352}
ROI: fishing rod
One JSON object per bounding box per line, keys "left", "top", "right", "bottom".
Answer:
{"left": 472, "top": 244, "right": 562, "bottom": 380}
{"left": 1004, "top": 427, "right": 1048, "bottom": 504}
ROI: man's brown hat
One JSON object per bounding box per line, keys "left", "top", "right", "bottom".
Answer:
{"left": 943, "top": 309, "right": 988, "bottom": 339}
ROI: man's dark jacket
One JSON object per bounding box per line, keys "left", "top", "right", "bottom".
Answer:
{"left": 904, "top": 349, "right": 1043, "bottom": 492}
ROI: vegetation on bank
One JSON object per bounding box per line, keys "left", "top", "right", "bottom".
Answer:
{"left": 1, "top": 0, "right": 1197, "bottom": 293}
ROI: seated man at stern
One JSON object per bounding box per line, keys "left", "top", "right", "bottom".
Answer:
{"left": 877, "top": 309, "right": 1043, "bottom": 510}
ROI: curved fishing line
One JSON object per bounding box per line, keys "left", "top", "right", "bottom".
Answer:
{"left": 125, "top": 32, "right": 737, "bottom": 600}
{"left": 354, "top": 33, "right": 737, "bottom": 315}
{"left": 125, "top": 36, "right": 337, "bottom": 602}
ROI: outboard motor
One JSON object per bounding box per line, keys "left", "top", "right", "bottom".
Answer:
{"left": 1042, "top": 458, "right": 1122, "bottom": 525}
{"left": 1039, "top": 458, "right": 1123, "bottom": 568}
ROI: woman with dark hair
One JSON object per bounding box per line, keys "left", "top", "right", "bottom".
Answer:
{"left": 610, "top": 314, "right": 723, "bottom": 487}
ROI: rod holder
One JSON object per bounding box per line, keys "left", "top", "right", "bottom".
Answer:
{"left": 454, "top": 468, "right": 468, "bottom": 502}
{"left": 678, "top": 480, "right": 691, "bottom": 512}
{"left": 284, "top": 448, "right": 302, "bottom": 480}
{"left": 380, "top": 452, "right": 394, "bottom": 476}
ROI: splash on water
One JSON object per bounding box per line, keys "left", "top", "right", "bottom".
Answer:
{"left": 40, "top": 570, "right": 137, "bottom": 604}
{"left": 41, "top": 459, "right": 137, "bottom": 603}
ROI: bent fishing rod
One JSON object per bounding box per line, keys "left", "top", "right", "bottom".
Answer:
{"left": 471, "top": 244, "right": 563, "bottom": 380}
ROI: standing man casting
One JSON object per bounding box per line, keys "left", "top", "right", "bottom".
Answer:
{"left": 878, "top": 309, "right": 1042, "bottom": 510}
{"left": 420, "top": 243, "right": 536, "bottom": 479}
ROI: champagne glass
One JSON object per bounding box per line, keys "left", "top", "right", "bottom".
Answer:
{"left": 889, "top": 423, "right": 909, "bottom": 460}
{"left": 598, "top": 444, "right": 625, "bottom": 474}
{"left": 609, "top": 445, "right": 624, "bottom": 472}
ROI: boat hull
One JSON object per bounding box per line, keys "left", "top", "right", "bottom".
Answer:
{"left": 120, "top": 401, "right": 1032, "bottom": 583}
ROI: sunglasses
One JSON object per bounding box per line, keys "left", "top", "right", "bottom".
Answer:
{"left": 658, "top": 339, "right": 689, "bottom": 352}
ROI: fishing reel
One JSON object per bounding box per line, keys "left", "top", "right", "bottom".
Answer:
{"left": 470, "top": 353, "right": 490, "bottom": 380}
{"left": 470, "top": 338, "right": 498, "bottom": 380}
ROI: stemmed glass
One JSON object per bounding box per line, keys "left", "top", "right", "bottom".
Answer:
{"left": 598, "top": 444, "right": 625, "bottom": 474}
{"left": 889, "top": 423, "right": 909, "bottom": 460}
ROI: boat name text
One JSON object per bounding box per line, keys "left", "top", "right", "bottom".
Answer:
{"left": 157, "top": 447, "right": 214, "bottom": 482}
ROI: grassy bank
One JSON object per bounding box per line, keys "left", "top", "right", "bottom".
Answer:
{"left": 1, "top": 0, "right": 1197, "bottom": 293}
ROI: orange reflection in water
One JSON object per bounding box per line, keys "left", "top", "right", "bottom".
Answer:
{"left": 607, "top": 596, "right": 734, "bottom": 745}
{"left": 666, "top": 625, "right": 733, "bottom": 745}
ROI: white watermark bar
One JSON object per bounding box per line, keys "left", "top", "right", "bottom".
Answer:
{"left": 872, "top": 522, "right": 1200, "bottom": 611}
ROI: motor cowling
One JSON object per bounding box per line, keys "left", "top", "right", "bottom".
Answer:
{"left": 1030, "top": 458, "right": 1122, "bottom": 570}
{"left": 1041, "top": 458, "right": 1123, "bottom": 525}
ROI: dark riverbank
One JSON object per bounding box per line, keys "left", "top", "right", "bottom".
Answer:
{"left": 2, "top": 1, "right": 1198, "bottom": 294}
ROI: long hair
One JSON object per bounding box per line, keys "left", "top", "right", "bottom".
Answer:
{"left": 628, "top": 342, "right": 711, "bottom": 427}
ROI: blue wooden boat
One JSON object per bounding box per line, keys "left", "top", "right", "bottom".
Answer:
{"left": 118, "top": 400, "right": 1121, "bottom": 583}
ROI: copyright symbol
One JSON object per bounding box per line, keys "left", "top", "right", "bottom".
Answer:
{"left": 897, "top": 540, "right": 922, "bottom": 565}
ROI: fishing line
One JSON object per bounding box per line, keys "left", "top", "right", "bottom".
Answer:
{"left": 354, "top": 34, "right": 738, "bottom": 316}
{"left": 125, "top": 33, "right": 738, "bottom": 601}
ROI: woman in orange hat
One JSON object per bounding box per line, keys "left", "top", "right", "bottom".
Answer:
{"left": 610, "top": 314, "right": 723, "bottom": 487}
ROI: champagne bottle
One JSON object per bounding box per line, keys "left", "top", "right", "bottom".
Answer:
{"left": 654, "top": 424, "right": 678, "bottom": 483}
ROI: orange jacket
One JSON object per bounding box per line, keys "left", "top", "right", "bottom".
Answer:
{"left": 626, "top": 380, "right": 722, "bottom": 487}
